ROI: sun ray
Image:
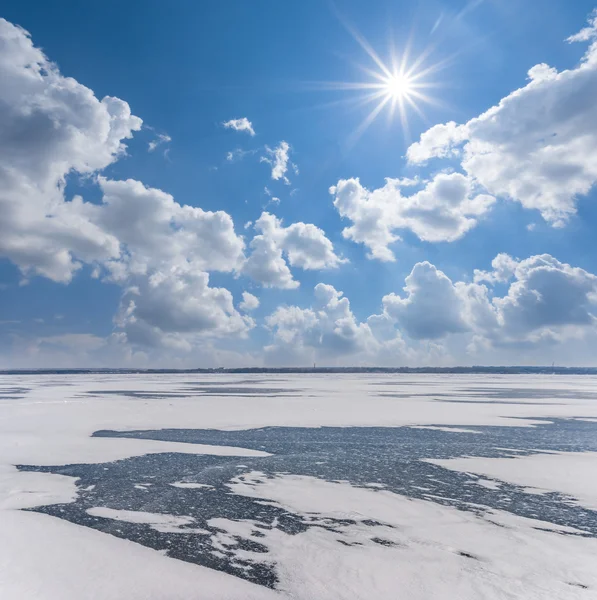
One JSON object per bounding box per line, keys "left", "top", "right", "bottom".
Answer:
{"left": 310, "top": 10, "right": 447, "bottom": 143}
{"left": 335, "top": 13, "right": 393, "bottom": 80}
{"left": 347, "top": 94, "right": 392, "bottom": 148}
{"left": 403, "top": 93, "right": 429, "bottom": 124}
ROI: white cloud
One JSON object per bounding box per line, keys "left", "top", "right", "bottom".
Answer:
{"left": 263, "top": 185, "right": 280, "bottom": 205}
{"left": 382, "top": 262, "right": 470, "bottom": 340}
{"left": 95, "top": 177, "right": 246, "bottom": 280}
{"left": 0, "top": 18, "right": 142, "bottom": 283}
{"left": 115, "top": 265, "right": 253, "bottom": 351}
{"left": 330, "top": 173, "right": 494, "bottom": 261}
{"left": 407, "top": 13, "right": 597, "bottom": 226}
{"left": 566, "top": 8, "right": 597, "bottom": 43}
{"left": 239, "top": 292, "right": 260, "bottom": 312}
{"left": 282, "top": 222, "right": 346, "bottom": 270}
{"left": 222, "top": 117, "right": 255, "bottom": 136}
{"left": 473, "top": 253, "right": 518, "bottom": 285}
{"left": 226, "top": 148, "right": 256, "bottom": 162}
{"left": 406, "top": 122, "right": 467, "bottom": 164}
{"left": 0, "top": 19, "right": 258, "bottom": 355}
{"left": 89, "top": 178, "right": 253, "bottom": 348}
{"left": 6, "top": 15, "right": 597, "bottom": 367}
{"left": 261, "top": 141, "right": 296, "bottom": 184}
{"left": 259, "top": 252, "right": 597, "bottom": 365}
{"left": 148, "top": 133, "right": 171, "bottom": 152}
{"left": 378, "top": 253, "right": 597, "bottom": 348}
{"left": 264, "top": 283, "right": 377, "bottom": 364}
{"left": 242, "top": 214, "right": 299, "bottom": 290}
{"left": 243, "top": 212, "right": 345, "bottom": 289}
{"left": 492, "top": 254, "right": 597, "bottom": 342}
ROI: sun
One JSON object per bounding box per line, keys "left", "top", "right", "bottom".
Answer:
{"left": 383, "top": 73, "right": 413, "bottom": 100}
{"left": 310, "top": 16, "right": 446, "bottom": 145}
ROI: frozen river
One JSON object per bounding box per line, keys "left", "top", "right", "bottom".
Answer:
{"left": 2, "top": 374, "right": 597, "bottom": 599}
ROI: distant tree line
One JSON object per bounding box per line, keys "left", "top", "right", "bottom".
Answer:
{"left": 3, "top": 366, "right": 597, "bottom": 375}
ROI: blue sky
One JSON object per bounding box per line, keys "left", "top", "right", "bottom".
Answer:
{"left": 2, "top": 0, "right": 597, "bottom": 367}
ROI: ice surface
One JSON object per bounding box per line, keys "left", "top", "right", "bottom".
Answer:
{"left": 170, "top": 481, "right": 214, "bottom": 489}
{"left": 409, "top": 425, "right": 483, "bottom": 433}
{"left": 428, "top": 451, "right": 597, "bottom": 510}
{"left": 86, "top": 507, "right": 210, "bottom": 533}
{"left": 2, "top": 373, "right": 597, "bottom": 598}
{"left": 474, "top": 478, "right": 502, "bottom": 490}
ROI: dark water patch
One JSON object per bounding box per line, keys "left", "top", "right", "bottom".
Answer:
{"left": 180, "top": 387, "right": 302, "bottom": 396}
{"left": 85, "top": 387, "right": 301, "bottom": 399}
{"left": 371, "top": 537, "right": 398, "bottom": 547}
{"left": 86, "top": 390, "right": 192, "bottom": 399}
{"left": 181, "top": 380, "right": 289, "bottom": 386}
{"left": 457, "top": 550, "right": 479, "bottom": 560}
{"left": 377, "top": 387, "right": 597, "bottom": 401}
{"left": 459, "top": 387, "right": 597, "bottom": 400}
{"left": 0, "top": 386, "right": 30, "bottom": 399}
{"left": 21, "top": 418, "right": 597, "bottom": 589}
{"left": 567, "top": 582, "right": 589, "bottom": 589}
{"left": 430, "top": 399, "right": 564, "bottom": 406}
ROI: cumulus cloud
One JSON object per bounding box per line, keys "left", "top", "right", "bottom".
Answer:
{"left": 406, "top": 122, "right": 467, "bottom": 164}
{"left": 95, "top": 178, "right": 246, "bottom": 279}
{"left": 376, "top": 253, "right": 597, "bottom": 349}
{"left": 0, "top": 18, "right": 141, "bottom": 283}
{"left": 407, "top": 12, "right": 597, "bottom": 225}
{"left": 260, "top": 252, "right": 597, "bottom": 365}
{"left": 87, "top": 178, "right": 256, "bottom": 347}
{"left": 330, "top": 173, "right": 494, "bottom": 261}
{"left": 222, "top": 117, "right": 255, "bottom": 136}
{"left": 243, "top": 212, "right": 346, "bottom": 289}
{"left": 492, "top": 255, "right": 597, "bottom": 341}
{"left": 261, "top": 141, "right": 296, "bottom": 184}
{"left": 6, "top": 15, "right": 597, "bottom": 367}
{"left": 264, "top": 283, "right": 378, "bottom": 364}
{"left": 239, "top": 292, "right": 260, "bottom": 312}
{"left": 0, "top": 19, "right": 261, "bottom": 355}
{"left": 242, "top": 215, "right": 298, "bottom": 290}
{"left": 474, "top": 253, "right": 519, "bottom": 284}
{"left": 381, "top": 262, "right": 469, "bottom": 339}
{"left": 115, "top": 265, "right": 254, "bottom": 351}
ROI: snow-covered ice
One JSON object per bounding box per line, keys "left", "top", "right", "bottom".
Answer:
{"left": 86, "top": 507, "right": 209, "bottom": 534}
{"left": 170, "top": 481, "right": 215, "bottom": 490}
{"left": 409, "top": 425, "right": 483, "bottom": 433}
{"left": 428, "top": 451, "right": 597, "bottom": 510}
{"left": 1, "top": 373, "right": 597, "bottom": 598}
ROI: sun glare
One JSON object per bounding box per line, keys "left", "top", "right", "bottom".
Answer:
{"left": 383, "top": 73, "right": 413, "bottom": 100}
{"left": 312, "top": 16, "right": 447, "bottom": 145}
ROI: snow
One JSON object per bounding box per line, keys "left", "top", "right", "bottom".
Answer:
{"left": 409, "top": 425, "right": 483, "bottom": 433}
{"left": 223, "top": 471, "right": 597, "bottom": 599}
{"left": 170, "top": 482, "right": 214, "bottom": 490}
{"left": 0, "top": 465, "right": 78, "bottom": 510}
{"left": 474, "top": 478, "right": 502, "bottom": 490}
{"left": 0, "top": 511, "right": 278, "bottom": 600}
{"left": 86, "top": 507, "right": 209, "bottom": 534}
{"left": 427, "top": 451, "right": 597, "bottom": 510}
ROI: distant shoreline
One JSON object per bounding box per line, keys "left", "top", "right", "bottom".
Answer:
{"left": 2, "top": 367, "right": 597, "bottom": 375}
